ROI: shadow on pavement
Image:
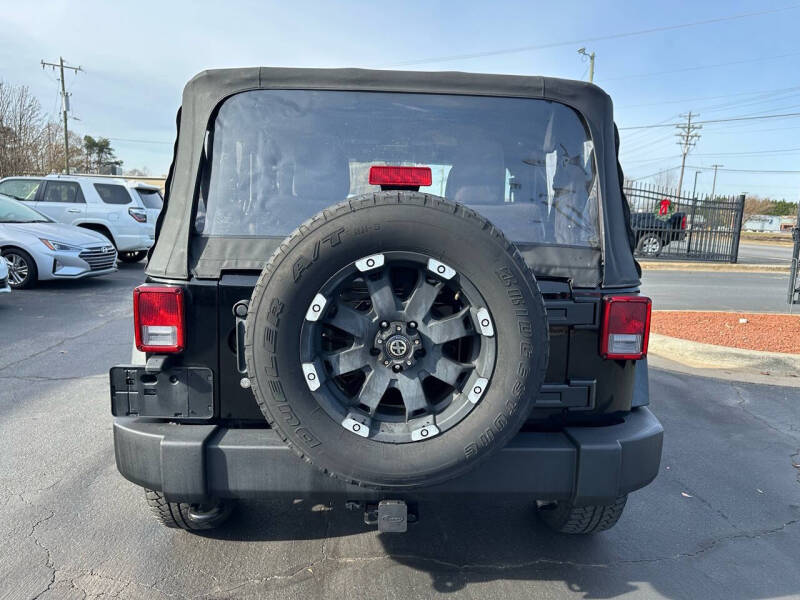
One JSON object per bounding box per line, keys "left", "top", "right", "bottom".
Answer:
{"left": 204, "top": 497, "right": 644, "bottom": 597}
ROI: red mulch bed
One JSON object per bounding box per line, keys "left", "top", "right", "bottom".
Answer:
{"left": 651, "top": 311, "right": 800, "bottom": 354}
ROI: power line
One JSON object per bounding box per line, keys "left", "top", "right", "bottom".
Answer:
{"left": 629, "top": 166, "right": 682, "bottom": 181}
{"left": 619, "top": 111, "right": 800, "bottom": 130}
{"left": 690, "top": 166, "right": 800, "bottom": 174}
{"left": 378, "top": 5, "right": 800, "bottom": 67}
{"left": 603, "top": 51, "right": 800, "bottom": 82}
{"left": 692, "top": 147, "right": 800, "bottom": 157}
{"left": 107, "top": 138, "right": 172, "bottom": 145}
{"left": 617, "top": 85, "right": 800, "bottom": 109}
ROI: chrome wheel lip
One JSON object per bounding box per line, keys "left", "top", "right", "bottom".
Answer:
{"left": 299, "top": 250, "right": 497, "bottom": 444}
{"left": 5, "top": 253, "right": 29, "bottom": 287}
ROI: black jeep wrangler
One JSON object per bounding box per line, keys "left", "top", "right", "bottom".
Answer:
{"left": 110, "top": 68, "right": 663, "bottom": 535}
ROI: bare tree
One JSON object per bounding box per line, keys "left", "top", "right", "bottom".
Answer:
{"left": 0, "top": 80, "right": 88, "bottom": 177}
{"left": 0, "top": 81, "right": 46, "bottom": 177}
{"left": 742, "top": 195, "right": 774, "bottom": 224}
{"left": 653, "top": 169, "right": 677, "bottom": 190}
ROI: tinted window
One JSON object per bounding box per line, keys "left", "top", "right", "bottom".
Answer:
{"left": 0, "top": 179, "right": 42, "bottom": 201}
{"left": 43, "top": 181, "right": 84, "bottom": 203}
{"left": 199, "top": 90, "right": 599, "bottom": 247}
{"left": 135, "top": 188, "right": 163, "bottom": 209}
{"left": 94, "top": 183, "right": 132, "bottom": 205}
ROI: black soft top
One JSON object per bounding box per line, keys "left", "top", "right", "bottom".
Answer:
{"left": 147, "top": 67, "right": 639, "bottom": 288}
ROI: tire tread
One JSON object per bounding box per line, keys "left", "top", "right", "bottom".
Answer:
{"left": 244, "top": 192, "right": 548, "bottom": 489}
{"left": 539, "top": 495, "right": 628, "bottom": 534}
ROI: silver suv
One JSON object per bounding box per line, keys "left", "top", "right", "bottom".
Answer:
{"left": 0, "top": 174, "right": 162, "bottom": 263}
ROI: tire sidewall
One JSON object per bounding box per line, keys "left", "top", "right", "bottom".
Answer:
{"left": 245, "top": 194, "right": 548, "bottom": 489}
{"left": 637, "top": 234, "right": 662, "bottom": 257}
{"left": 2, "top": 248, "right": 37, "bottom": 289}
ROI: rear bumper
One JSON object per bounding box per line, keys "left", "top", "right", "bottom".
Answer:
{"left": 114, "top": 233, "right": 154, "bottom": 252}
{"left": 113, "top": 407, "right": 663, "bottom": 505}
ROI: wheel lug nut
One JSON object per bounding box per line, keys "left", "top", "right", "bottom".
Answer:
{"left": 414, "top": 339, "right": 420, "bottom": 345}
{"left": 384, "top": 360, "right": 390, "bottom": 366}
{"left": 406, "top": 360, "right": 412, "bottom": 366}
{"left": 396, "top": 325, "right": 402, "bottom": 331}
{"left": 392, "top": 364, "right": 402, "bottom": 372}
{"left": 380, "top": 321, "right": 389, "bottom": 329}
{"left": 408, "top": 321, "right": 417, "bottom": 329}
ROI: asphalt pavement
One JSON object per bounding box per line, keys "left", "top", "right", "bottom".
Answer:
{"left": 736, "top": 241, "right": 793, "bottom": 265}
{"left": 1, "top": 264, "right": 799, "bottom": 599}
{"left": 642, "top": 269, "right": 792, "bottom": 312}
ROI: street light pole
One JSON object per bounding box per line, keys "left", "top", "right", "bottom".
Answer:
{"left": 711, "top": 164, "right": 723, "bottom": 198}
{"left": 577, "top": 48, "right": 596, "bottom": 83}
{"left": 692, "top": 169, "right": 702, "bottom": 198}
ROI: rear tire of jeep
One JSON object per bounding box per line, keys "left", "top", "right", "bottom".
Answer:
{"left": 144, "top": 489, "right": 233, "bottom": 532}
{"left": 536, "top": 495, "right": 628, "bottom": 534}
{"left": 245, "top": 192, "right": 549, "bottom": 490}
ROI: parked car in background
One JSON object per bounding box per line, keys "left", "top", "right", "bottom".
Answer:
{"left": 0, "top": 193, "right": 117, "bottom": 288}
{"left": 0, "top": 256, "right": 10, "bottom": 294}
{"left": 0, "top": 174, "right": 161, "bottom": 263}
{"left": 630, "top": 211, "right": 687, "bottom": 257}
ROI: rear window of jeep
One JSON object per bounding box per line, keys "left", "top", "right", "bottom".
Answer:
{"left": 197, "top": 90, "right": 599, "bottom": 248}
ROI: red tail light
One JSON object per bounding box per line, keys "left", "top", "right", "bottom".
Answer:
{"left": 128, "top": 207, "right": 147, "bottom": 223}
{"left": 133, "top": 285, "right": 185, "bottom": 353}
{"left": 681, "top": 215, "right": 687, "bottom": 229}
{"left": 369, "top": 165, "right": 432, "bottom": 187}
{"left": 600, "top": 296, "right": 651, "bottom": 360}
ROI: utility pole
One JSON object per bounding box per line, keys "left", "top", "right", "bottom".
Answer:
{"left": 710, "top": 164, "right": 723, "bottom": 198}
{"left": 676, "top": 112, "right": 702, "bottom": 198}
{"left": 577, "top": 48, "right": 596, "bottom": 83}
{"left": 41, "top": 57, "right": 82, "bottom": 174}
{"left": 692, "top": 169, "right": 702, "bottom": 198}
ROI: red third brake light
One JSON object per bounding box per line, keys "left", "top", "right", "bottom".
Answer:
{"left": 133, "top": 285, "right": 185, "bottom": 353}
{"left": 369, "top": 165, "right": 432, "bottom": 187}
{"left": 600, "top": 296, "right": 652, "bottom": 360}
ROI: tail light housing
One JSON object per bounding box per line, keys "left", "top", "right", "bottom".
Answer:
{"left": 369, "top": 165, "right": 432, "bottom": 187}
{"left": 600, "top": 296, "right": 652, "bottom": 360}
{"left": 133, "top": 285, "right": 185, "bottom": 353}
{"left": 128, "top": 207, "right": 147, "bottom": 223}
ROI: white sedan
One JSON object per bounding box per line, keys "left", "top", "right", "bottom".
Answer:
{"left": 0, "top": 193, "right": 117, "bottom": 289}
{"left": 0, "top": 255, "right": 9, "bottom": 293}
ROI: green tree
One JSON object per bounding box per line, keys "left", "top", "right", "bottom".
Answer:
{"left": 83, "top": 135, "right": 122, "bottom": 173}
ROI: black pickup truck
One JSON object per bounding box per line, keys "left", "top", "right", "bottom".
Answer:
{"left": 109, "top": 68, "right": 663, "bottom": 536}
{"left": 631, "top": 211, "right": 687, "bottom": 257}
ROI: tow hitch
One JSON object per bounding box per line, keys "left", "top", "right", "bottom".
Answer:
{"left": 348, "top": 500, "right": 417, "bottom": 533}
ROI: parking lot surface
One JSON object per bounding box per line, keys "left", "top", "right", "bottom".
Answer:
{"left": 1, "top": 266, "right": 799, "bottom": 599}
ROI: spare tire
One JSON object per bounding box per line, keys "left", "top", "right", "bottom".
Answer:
{"left": 244, "top": 192, "right": 548, "bottom": 489}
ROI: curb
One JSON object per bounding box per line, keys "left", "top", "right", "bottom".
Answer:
{"left": 648, "top": 333, "right": 800, "bottom": 378}
{"left": 640, "top": 261, "right": 789, "bottom": 273}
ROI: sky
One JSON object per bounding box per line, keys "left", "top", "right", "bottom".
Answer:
{"left": 1, "top": 0, "right": 799, "bottom": 200}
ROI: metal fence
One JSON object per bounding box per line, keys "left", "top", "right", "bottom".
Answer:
{"left": 624, "top": 183, "right": 745, "bottom": 263}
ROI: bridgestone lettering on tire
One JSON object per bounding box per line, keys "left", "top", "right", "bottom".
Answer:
{"left": 244, "top": 192, "right": 548, "bottom": 489}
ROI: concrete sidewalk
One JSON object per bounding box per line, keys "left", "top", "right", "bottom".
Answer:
{"left": 640, "top": 261, "right": 789, "bottom": 273}
{"left": 648, "top": 332, "right": 800, "bottom": 385}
